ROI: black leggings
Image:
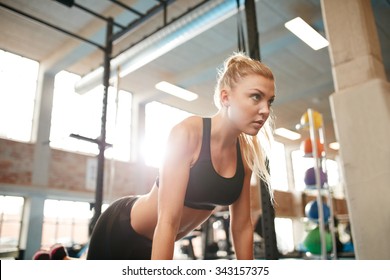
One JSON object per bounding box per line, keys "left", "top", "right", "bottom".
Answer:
{"left": 86, "top": 196, "right": 153, "bottom": 260}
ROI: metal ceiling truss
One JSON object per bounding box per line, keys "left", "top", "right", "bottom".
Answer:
{"left": 1, "top": 1, "right": 278, "bottom": 257}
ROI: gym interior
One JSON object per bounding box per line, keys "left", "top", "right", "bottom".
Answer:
{"left": 0, "top": 0, "right": 389, "bottom": 261}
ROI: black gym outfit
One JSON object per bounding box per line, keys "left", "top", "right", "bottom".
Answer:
{"left": 86, "top": 196, "right": 152, "bottom": 260}
{"left": 87, "top": 118, "right": 245, "bottom": 259}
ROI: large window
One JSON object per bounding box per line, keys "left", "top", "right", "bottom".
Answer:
{"left": 0, "top": 196, "right": 24, "bottom": 251}
{"left": 269, "top": 141, "right": 288, "bottom": 191}
{"left": 275, "top": 217, "right": 295, "bottom": 254}
{"left": 144, "top": 101, "right": 193, "bottom": 168}
{"left": 50, "top": 71, "right": 132, "bottom": 161}
{"left": 0, "top": 50, "right": 39, "bottom": 142}
{"left": 0, "top": 50, "right": 132, "bottom": 161}
{"left": 41, "top": 199, "right": 92, "bottom": 249}
{"left": 41, "top": 199, "right": 109, "bottom": 249}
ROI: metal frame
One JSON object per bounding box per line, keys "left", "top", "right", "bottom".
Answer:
{"left": 244, "top": 0, "right": 279, "bottom": 259}
{"left": 1, "top": 1, "right": 280, "bottom": 250}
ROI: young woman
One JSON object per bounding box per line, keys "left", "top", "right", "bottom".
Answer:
{"left": 86, "top": 52, "right": 276, "bottom": 260}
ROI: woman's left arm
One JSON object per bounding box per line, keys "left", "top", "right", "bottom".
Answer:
{"left": 229, "top": 168, "right": 254, "bottom": 260}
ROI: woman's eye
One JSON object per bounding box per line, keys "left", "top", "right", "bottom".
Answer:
{"left": 251, "top": 94, "right": 261, "bottom": 101}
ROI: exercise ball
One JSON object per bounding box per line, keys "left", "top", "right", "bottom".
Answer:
{"left": 305, "top": 200, "right": 330, "bottom": 223}
{"left": 300, "top": 110, "right": 323, "bottom": 129}
{"left": 300, "top": 138, "right": 324, "bottom": 157}
{"left": 303, "top": 227, "right": 332, "bottom": 255}
{"left": 304, "top": 167, "right": 327, "bottom": 188}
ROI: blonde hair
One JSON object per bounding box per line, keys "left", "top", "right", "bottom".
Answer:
{"left": 214, "top": 52, "right": 275, "bottom": 202}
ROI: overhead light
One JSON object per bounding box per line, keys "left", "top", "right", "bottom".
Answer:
{"left": 275, "top": 128, "right": 301, "bottom": 140}
{"left": 155, "top": 81, "right": 198, "bottom": 101}
{"left": 284, "top": 17, "right": 329, "bottom": 50}
{"left": 329, "top": 142, "right": 340, "bottom": 150}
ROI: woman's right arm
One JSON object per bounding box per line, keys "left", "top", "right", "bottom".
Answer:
{"left": 151, "top": 121, "right": 196, "bottom": 260}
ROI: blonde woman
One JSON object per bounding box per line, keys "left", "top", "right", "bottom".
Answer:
{"left": 87, "top": 52, "right": 275, "bottom": 260}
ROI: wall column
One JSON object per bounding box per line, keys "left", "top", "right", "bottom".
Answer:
{"left": 321, "top": 0, "right": 390, "bottom": 259}
{"left": 19, "top": 195, "right": 45, "bottom": 260}
{"left": 130, "top": 98, "right": 146, "bottom": 164}
{"left": 24, "top": 66, "right": 55, "bottom": 259}
{"left": 31, "top": 67, "right": 55, "bottom": 187}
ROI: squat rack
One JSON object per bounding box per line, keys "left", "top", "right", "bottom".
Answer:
{"left": 1, "top": 0, "right": 278, "bottom": 259}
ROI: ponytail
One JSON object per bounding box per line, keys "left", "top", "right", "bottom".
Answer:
{"left": 238, "top": 115, "right": 275, "bottom": 203}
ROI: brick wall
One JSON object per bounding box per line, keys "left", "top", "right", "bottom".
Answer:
{"left": 0, "top": 138, "right": 158, "bottom": 198}
{"left": 0, "top": 139, "right": 33, "bottom": 185}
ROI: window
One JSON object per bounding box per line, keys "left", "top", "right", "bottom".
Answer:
{"left": 269, "top": 141, "right": 288, "bottom": 191}
{"left": 0, "top": 50, "right": 39, "bottom": 142}
{"left": 41, "top": 199, "right": 92, "bottom": 249}
{"left": 50, "top": 71, "right": 132, "bottom": 161}
{"left": 0, "top": 196, "right": 24, "bottom": 251}
{"left": 144, "top": 101, "right": 193, "bottom": 168}
{"left": 275, "top": 217, "right": 295, "bottom": 254}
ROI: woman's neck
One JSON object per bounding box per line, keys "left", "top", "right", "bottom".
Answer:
{"left": 211, "top": 112, "right": 240, "bottom": 148}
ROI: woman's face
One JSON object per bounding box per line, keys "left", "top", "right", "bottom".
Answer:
{"left": 225, "top": 74, "right": 275, "bottom": 136}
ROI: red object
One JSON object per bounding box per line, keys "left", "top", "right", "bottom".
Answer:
{"left": 300, "top": 138, "right": 324, "bottom": 157}
{"left": 33, "top": 250, "right": 50, "bottom": 260}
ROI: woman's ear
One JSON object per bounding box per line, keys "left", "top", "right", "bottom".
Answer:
{"left": 220, "top": 89, "right": 230, "bottom": 107}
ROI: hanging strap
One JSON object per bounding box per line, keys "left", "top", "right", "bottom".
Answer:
{"left": 236, "top": 0, "right": 246, "bottom": 52}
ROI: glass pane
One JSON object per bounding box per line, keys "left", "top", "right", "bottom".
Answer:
{"left": 50, "top": 71, "right": 132, "bottom": 161}
{"left": 0, "top": 50, "right": 38, "bottom": 142}
{"left": 0, "top": 196, "right": 24, "bottom": 250}
{"left": 0, "top": 222, "right": 21, "bottom": 250}
{"left": 42, "top": 199, "right": 93, "bottom": 247}
{"left": 41, "top": 223, "right": 57, "bottom": 249}
{"left": 56, "top": 223, "right": 73, "bottom": 246}
{"left": 269, "top": 141, "right": 288, "bottom": 191}
{"left": 72, "top": 223, "right": 89, "bottom": 245}
{"left": 275, "top": 218, "right": 295, "bottom": 254}
{"left": 144, "top": 101, "right": 193, "bottom": 168}
{"left": 0, "top": 196, "right": 24, "bottom": 217}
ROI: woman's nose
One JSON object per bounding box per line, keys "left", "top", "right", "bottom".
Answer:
{"left": 258, "top": 102, "right": 270, "bottom": 116}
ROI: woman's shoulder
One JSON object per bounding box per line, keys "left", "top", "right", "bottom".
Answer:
{"left": 171, "top": 116, "right": 203, "bottom": 137}
{"left": 169, "top": 116, "right": 203, "bottom": 152}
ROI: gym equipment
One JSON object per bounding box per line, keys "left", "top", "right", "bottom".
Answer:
{"left": 304, "top": 167, "right": 327, "bottom": 188}
{"left": 297, "top": 108, "right": 338, "bottom": 260}
{"left": 305, "top": 200, "right": 330, "bottom": 223}
{"left": 300, "top": 110, "right": 323, "bottom": 129}
{"left": 32, "top": 250, "right": 50, "bottom": 260}
{"left": 180, "top": 234, "right": 199, "bottom": 260}
{"left": 300, "top": 138, "right": 324, "bottom": 157}
{"left": 201, "top": 212, "right": 234, "bottom": 259}
{"left": 303, "top": 227, "right": 332, "bottom": 255}
{"left": 50, "top": 243, "right": 70, "bottom": 260}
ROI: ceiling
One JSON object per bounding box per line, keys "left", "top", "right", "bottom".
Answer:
{"left": 1, "top": 0, "right": 389, "bottom": 156}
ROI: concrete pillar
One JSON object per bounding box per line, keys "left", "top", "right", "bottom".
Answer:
{"left": 130, "top": 99, "right": 149, "bottom": 194}
{"left": 31, "top": 67, "right": 55, "bottom": 187}
{"left": 130, "top": 99, "right": 146, "bottom": 164}
{"left": 321, "top": 0, "right": 390, "bottom": 259}
{"left": 19, "top": 195, "right": 45, "bottom": 260}
{"left": 25, "top": 67, "right": 55, "bottom": 259}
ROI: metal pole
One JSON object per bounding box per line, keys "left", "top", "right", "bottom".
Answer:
{"left": 244, "top": 0, "right": 260, "bottom": 60}
{"left": 0, "top": 2, "right": 105, "bottom": 51}
{"left": 260, "top": 172, "right": 279, "bottom": 259}
{"left": 244, "top": 0, "right": 278, "bottom": 259}
{"left": 89, "top": 18, "right": 113, "bottom": 235}
{"left": 307, "top": 108, "right": 327, "bottom": 259}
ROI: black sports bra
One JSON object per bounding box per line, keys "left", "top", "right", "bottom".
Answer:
{"left": 156, "top": 118, "right": 245, "bottom": 210}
